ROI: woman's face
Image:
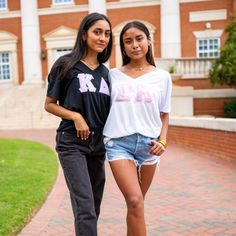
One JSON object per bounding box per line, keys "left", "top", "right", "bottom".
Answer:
{"left": 122, "top": 27, "right": 150, "bottom": 60}
{"left": 85, "top": 20, "right": 111, "bottom": 54}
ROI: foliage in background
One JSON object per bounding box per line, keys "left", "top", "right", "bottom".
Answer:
{"left": 223, "top": 99, "right": 236, "bottom": 118}
{"left": 167, "top": 65, "right": 176, "bottom": 74}
{"left": 209, "top": 16, "right": 236, "bottom": 86}
{"left": 0, "top": 139, "right": 58, "bottom": 236}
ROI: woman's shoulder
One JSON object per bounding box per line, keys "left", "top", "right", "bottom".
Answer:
{"left": 107, "top": 68, "right": 122, "bottom": 82}
{"left": 50, "top": 54, "right": 71, "bottom": 72}
{"left": 99, "top": 63, "right": 109, "bottom": 73}
{"left": 109, "top": 67, "right": 120, "bottom": 73}
{"left": 153, "top": 68, "right": 171, "bottom": 81}
{"left": 108, "top": 67, "right": 121, "bottom": 76}
{"left": 154, "top": 68, "right": 170, "bottom": 76}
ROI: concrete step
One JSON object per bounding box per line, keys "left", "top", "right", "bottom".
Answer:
{"left": 0, "top": 85, "right": 60, "bottom": 130}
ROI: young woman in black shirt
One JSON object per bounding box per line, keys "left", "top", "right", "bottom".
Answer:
{"left": 45, "top": 12, "right": 112, "bottom": 236}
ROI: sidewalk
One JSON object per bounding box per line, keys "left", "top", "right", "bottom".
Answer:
{"left": 1, "top": 129, "right": 236, "bottom": 236}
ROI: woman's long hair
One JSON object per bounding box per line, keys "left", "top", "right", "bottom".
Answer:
{"left": 53, "top": 12, "right": 113, "bottom": 80}
{"left": 120, "top": 21, "right": 155, "bottom": 67}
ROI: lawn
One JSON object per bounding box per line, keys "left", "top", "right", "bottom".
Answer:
{"left": 0, "top": 138, "right": 58, "bottom": 236}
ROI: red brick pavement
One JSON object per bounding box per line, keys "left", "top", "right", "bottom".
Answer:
{"left": 1, "top": 129, "right": 236, "bottom": 236}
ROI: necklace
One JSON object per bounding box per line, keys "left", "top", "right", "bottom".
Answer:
{"left": 127, "top": 64, "right": 149, "bottom": 71}
{"left": 133, "top": 67, "right": 144, "bottom": 71}
{"left": 126, "top": 66, "right": 144, "bottom": 71}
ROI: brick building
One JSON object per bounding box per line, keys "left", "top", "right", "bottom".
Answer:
{"left": 0, "top": 0, "right": 236, "bottom": 118}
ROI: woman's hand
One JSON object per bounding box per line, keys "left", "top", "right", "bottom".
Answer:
{"left": 72, "top": 113, "right": 90, "bottom": 140}
{"left": 149, "top": 140, "right": 166, "bottom": 156}
{"left": 45, "top": 97, "right": 90, "bottom": 140}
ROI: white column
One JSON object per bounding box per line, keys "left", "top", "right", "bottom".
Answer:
{"left": 161, "top": 0, "right": 181, "bottom": 58}
{"left": 12, "top": 50, "right": 19, "bottom": 85}
{"left": 21, "top": 0, "right": 42, "bottom": 84}
{"left": 88, "top": 0, "right": 107, "bottom": 15}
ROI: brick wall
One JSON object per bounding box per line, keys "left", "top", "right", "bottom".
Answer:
{"left": 168, "top": 126, "right": 236, "bottom": 161}
{"left": 172, "top": 79, "right": 235, "bottom": 117}
{"left": 194, "top": 98, "right": 235, "bottom": 117}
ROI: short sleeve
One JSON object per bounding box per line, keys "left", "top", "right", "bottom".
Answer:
{"left": 46, "top": 66, "right": 62, "bottom": 100}
{"left": 160, "top": 72, "right": 172, "bottom": 113}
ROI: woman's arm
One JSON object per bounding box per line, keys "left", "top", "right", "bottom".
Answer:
{"left": 149, "top": 112, "right": 169, "bottom": 156}
{"left": 159, "top": 112, "right": 169, "bottom": 143}
{"left": 44, "top": 96, "right": 90, "bottom": 140}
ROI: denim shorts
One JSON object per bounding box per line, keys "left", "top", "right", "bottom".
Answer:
{"left": 104, "top": 133, "right": 160, "bottom": 168}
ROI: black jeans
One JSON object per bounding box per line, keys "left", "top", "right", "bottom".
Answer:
{"left": 56, "top": 130, "right": 106, "bottom": 236}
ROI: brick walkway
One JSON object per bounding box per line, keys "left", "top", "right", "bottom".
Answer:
{"left": 1, "top": 129, "right": 236, "bottom": 236}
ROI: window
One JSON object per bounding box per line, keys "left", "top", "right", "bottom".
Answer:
{"left": 197, "top": 38, "right": 220, "bottom": 58}
{"left": 0, "top": 52, "right": 11, "bottom": 81}
{"left": 0, "top": 0, "right": 7, "bottom": 9}
{"left": 53, "top": 0, "right": 73, "bottom": 5}
{"left": 53, "top": 48, "right": 72, "bottom": 62}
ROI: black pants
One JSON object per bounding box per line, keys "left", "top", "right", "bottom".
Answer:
{"left": 56, "top": 130, "right": 106, "bottom": 236}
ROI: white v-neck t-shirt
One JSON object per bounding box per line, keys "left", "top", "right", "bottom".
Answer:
{"left": 103, "top": 68, "right": 172, "bottom": 139}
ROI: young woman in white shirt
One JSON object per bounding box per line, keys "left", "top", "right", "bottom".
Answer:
{"left": 103, "top": 21, "right": 172, "bottom": 236}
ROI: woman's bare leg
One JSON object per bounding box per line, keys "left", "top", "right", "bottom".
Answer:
{"left": 109, "top": 159, "right": 146, "bottom": 236}
{"left": 139, "top": 164, "right": 157, "bottom": 198}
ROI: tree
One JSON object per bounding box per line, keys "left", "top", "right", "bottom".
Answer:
{"left": 209, "top": 16, "right": 236, "bottom": 86}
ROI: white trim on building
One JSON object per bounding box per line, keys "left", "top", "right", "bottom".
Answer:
{"left": 0, "top": 31, "right": 18, "bottom": 85}
{"left": 193, "top": 29, "right": 224, "bottom": 39}
{"left": 189, "top": 9, "right": 227, "bottom": 22}
{"left": 43, "top": 26, "right": 77, "bottom": 72}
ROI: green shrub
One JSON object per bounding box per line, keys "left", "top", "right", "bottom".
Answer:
{"left": 223, "top": 99, "right": 236, "bottom": 118}
{"left": 167, "top": 65, "right": 176, "bottom": 74}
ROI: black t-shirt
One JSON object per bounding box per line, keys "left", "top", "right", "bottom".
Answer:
{"left": 47, "top": 61, "right": 111, "bottom": 132}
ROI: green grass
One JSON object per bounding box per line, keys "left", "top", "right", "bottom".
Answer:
{"left": 0, "top": 138, "right": 58, "bottom": 236}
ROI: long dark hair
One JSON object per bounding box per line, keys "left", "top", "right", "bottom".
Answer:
{"left": 53, "top": 12, "right": 113, "bottom": 80}
{"left": 120, "top": 21, "right": 155, "bottom": 67}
